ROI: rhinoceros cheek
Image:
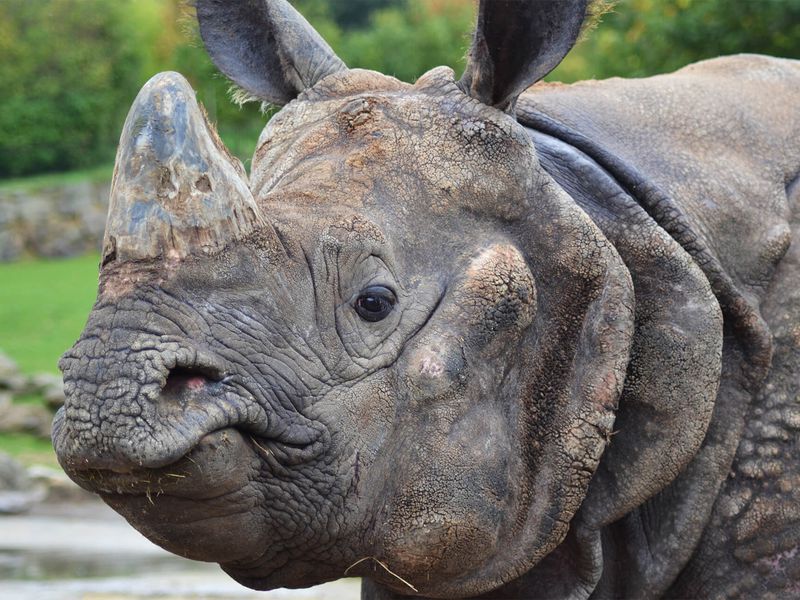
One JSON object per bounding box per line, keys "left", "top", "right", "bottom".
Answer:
{"left": 362, "top": 408, "right": 514, "bottom": 593}
{"left": 380, "top": 506, "right": 503, "bottom": 579}
{"left": 362, "top": 468, "right": 512, "bottom": 598}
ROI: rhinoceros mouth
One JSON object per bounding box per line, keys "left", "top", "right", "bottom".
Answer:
{"left": 54, "top": 340, "right": 327, "bottom": 489}
{"left": 87, "top": 428, "right": 274, "bottom": 564}
{"left": 78, "top": 427, "right": 254, "bottom": 498}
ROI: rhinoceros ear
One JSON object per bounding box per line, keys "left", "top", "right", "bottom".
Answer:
{"left": 195, "top": 0, "right": 347, "bottom": 106}
{"left": 459, "top": 0, "right": 589, "bottom": 112}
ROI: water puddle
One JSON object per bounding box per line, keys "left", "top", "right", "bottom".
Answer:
{"left": 0, "top": 548, "right": 200, "bottom": 580}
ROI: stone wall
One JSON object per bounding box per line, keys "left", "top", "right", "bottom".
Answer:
{"left": 0, "top": 179, "right": 110, "bottom": 261}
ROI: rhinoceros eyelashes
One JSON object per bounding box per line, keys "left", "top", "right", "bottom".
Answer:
{"left": 354, "top": 285, "right": 397, "bottom": 322}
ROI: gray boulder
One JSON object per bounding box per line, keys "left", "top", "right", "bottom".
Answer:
{"left": 0, "top": 451, "right": 44, "bottom": 514}
{"left": 28, "top": 372, "right": 66, "bottom": 410}
{"left": 0, "top": 352, "right": 26, "bottom": 393}
{"left": 0, "top": 393, "right": 53, "bottom": 437}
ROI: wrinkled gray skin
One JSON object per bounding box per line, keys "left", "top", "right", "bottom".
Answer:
{"left": 52, "top": 1, "right": 800, "bottom": 598}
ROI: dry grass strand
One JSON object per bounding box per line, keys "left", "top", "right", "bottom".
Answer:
{"left": 344, "top": 556, "right": 418, "bottom": 593}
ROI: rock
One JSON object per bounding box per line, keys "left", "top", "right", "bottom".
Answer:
{"left": 0, "top": 489, "right": 45, "bottom": 513}
{"left": 0, "top": 178, "right": 110, "bottom": 261}
{"left": 0, "top": 229, "right": 23, "bottom": 261}
{"left": 0, "top": 456, "right": 92, "bottom": 513}
{"left": 0, "top": 351, "right": 27, "bottom": 392}
{"left": 0, "top": 352, "right": 62, "bottom": 432}
{"left": 27, "top": 465, "right": 95, "bottom": 504}
{"left": 0, "top": 451, "right": 45, "bottom": 514}
{"left": 0, "top": 451, "right": 29, "bottom": 489}
{"left": 0, "top": 402, "right": 53, "bottom": 437}
{"left": 0, "top": 350, "right": 18, "bottom": 373}
{"left": 27, "top": 372, "right": 61, "bottom": 391}
{"left": 27, "top": 372, "right": 66, "bottom": 410}
{"left": 0, "top": 372, "right": 28, "bottom": 393}
{"left": 43, "top": 383, "right": 66, "bottom": 411}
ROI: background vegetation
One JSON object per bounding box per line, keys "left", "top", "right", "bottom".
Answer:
{"left": 1, "top": 0, "right": 798, "bottom": 178}
{"left": 0, "top": 254, "right": 99, "bottom": 374}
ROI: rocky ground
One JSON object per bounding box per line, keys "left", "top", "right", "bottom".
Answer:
{"left": 0, "top": 495, "right": 360, "bottom": 599}
{"left": 0, "top": 349, "right": 71, "bottom": 514}
{"left": 0, "top": 457, "right": 360, "bottom": 599}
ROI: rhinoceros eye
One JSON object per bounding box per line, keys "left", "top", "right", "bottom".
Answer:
{"left": 354, "top": 285, "right": 396, "bottom": 322}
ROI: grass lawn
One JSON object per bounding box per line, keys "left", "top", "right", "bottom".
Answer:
{"left": 0, "top": 163, "right": 113, "bottom": 193}
{"left": 0, "top": 253, "right": 100, "bottom": 374}
{"left": 0, "top": 432, "right": 58, "bottom": 467}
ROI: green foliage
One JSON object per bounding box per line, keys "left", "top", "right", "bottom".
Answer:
{"left": 2, "top": 0, "right": 799, "bottom": 178}
{"left": 167, "top": 21, "right": 266, "bottom": 170}
{"left": 334, "top": 0, "right": 473, "bottom": 82}
{"left": 553, "top": 0, "right": 800, "bottom": 82}
{"left": 0, "top": 253, "right": 100, "bottom": 374}
{"left": 329, "top": 0, "right": 406, "bottom": 29}
{"left": 0, "top": 0, "right": 165, "bottom": 177}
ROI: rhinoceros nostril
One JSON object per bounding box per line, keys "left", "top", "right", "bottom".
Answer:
{"left": 159, "top": 366, "right": 227, "bottom": 408}
{"left": 164, "top": 367, "right": 213, "bottom": 393}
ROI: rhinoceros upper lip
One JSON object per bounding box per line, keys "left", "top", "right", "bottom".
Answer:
{"left": 55, "top": 341, "right": 325, "bottom": 477}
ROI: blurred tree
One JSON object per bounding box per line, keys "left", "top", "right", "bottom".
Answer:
{"left": 3, "top": 0, "right": 799, "bottom": 178}
{"left": 329, "top": 0, "right": 406, "bottom": 29}
{"left": 553, "top": 0, "right": 800, "bottom": 82}
{"left": 0, "top": 0, "right": 166, "bottom": 177}
{"left": 168, "top": 6, "right": 267, "bottom": 167}
{"left": 173, "top": 0, "right": 474, "bottom": 163}
{"left": 332, "top": 0, "right": 474, "bottom": 82}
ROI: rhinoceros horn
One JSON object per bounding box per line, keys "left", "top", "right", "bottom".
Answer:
{"left": 102, "top": 71, "right": 263, "bottom": 264}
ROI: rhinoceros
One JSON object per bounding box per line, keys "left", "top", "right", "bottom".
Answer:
{"left": 52, "top": 0, "right": 800, "bottom": 598}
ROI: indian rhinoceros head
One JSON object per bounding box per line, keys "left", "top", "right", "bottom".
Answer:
{"left": 53, "top": 1, "right": 706, "bottom": 597}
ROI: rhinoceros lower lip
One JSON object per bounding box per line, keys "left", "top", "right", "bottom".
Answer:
{"left": 92, "top": 429, "right": 270, "bottom": 565}
{"left": 75, "top": 428, "right": 257, "bottom": 499}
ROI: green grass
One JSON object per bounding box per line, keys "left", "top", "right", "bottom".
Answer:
{"left": 12, "top": 392, "right": 47, "bottom": 405}
{"left": 0, "top": 163, "right": 113, "bottom": 193}
{"left": 0, "top": 253, "right": 100, "bottom": 374}
{"left": 0, "top": 254, "right": 98, "bottom": 467}
{"left": 0, "top": 432, "right": 58, "bottom": 467}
